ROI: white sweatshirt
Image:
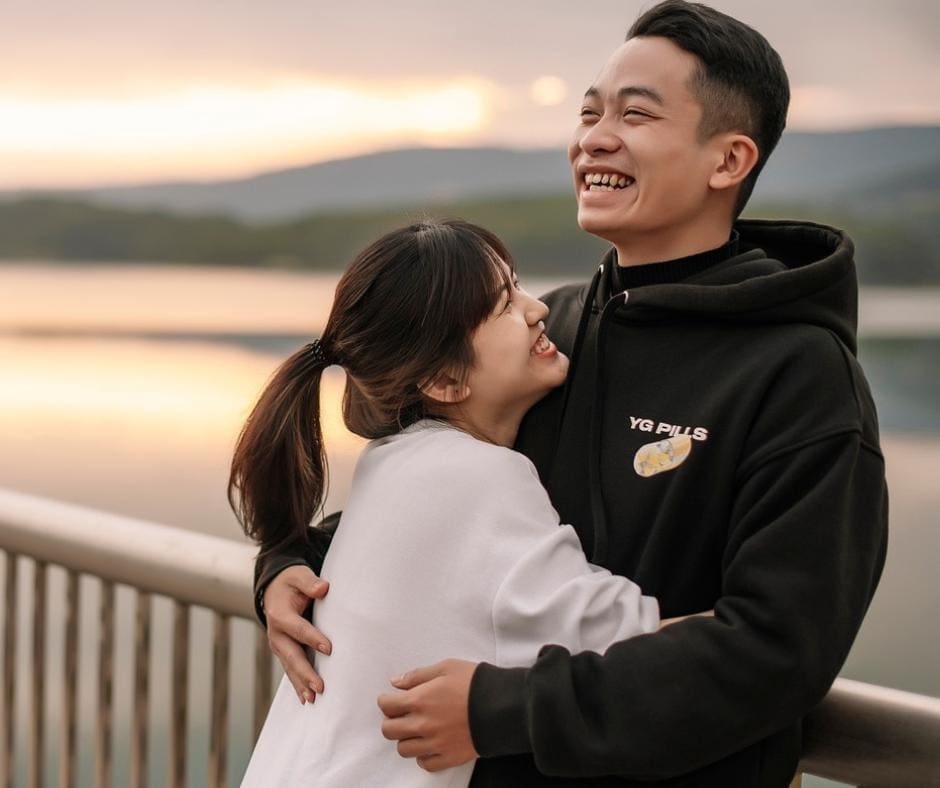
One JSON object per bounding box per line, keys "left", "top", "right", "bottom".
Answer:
{"left": 241, "top": 420, "right": 659, "bottom": 787}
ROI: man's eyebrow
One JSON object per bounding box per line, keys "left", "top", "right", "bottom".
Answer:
{"left": 583, "top": 85, "right": 665, "bottom": 105}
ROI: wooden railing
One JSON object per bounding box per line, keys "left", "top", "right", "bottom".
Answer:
{"left": 1, "top": 487, "right": 939, "bottom": 787}
{"left": 0, "top": 487, "right": 270, "bottom": 787}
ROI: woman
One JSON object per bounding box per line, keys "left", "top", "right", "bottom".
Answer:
{"left": 231, "top": 220, "right": 662, "bottom": 787}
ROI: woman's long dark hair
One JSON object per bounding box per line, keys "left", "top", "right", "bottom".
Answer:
{"left": 228, "top": 219, "right": 514, "bottom": 558}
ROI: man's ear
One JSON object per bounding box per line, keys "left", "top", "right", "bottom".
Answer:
{"left": 708, "top": 133, "right": 759, "bottom": 192}
{"left": 419, "top": 373, "right": 470, "bottom": 405}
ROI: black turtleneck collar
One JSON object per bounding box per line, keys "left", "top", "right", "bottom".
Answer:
{"left": 611, "top": 230, "right": 740, "bottom": 291}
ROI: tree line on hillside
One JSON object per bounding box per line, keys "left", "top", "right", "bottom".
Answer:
{"left": 0, "top": 195, "right": 937, "bottom": 286}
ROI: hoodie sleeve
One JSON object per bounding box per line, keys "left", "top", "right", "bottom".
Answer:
{"left": 469, "top": 428, "right": 888, "bottom": 779}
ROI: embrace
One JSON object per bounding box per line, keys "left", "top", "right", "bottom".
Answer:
{"left": 230, "top": 2, "right": 888, "bottom": 786}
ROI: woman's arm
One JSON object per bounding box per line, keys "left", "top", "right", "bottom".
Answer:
{"left": 490, "top": 523, "right": 659, "bottom": 667}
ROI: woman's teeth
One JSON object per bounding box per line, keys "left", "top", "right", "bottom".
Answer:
{"left": 583, "top": 173, "right": 635, "bottom": 191}
{"left": 532, "top": 332, "right": 551, "bottom": 355}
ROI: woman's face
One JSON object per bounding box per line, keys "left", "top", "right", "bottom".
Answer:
{"left": 463, "top": 264, "right": 569, "bottom": 420}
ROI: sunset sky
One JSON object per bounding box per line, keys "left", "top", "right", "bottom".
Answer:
{"left": 2, "top": 0, "right": 938, "bottom": 188}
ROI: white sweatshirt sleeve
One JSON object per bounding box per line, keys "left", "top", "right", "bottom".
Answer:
{"left": 457, "top": 441, "right": 660, "bottom": 668}
{"left": 492, "top": 524, "right": 660, "bottom": 667}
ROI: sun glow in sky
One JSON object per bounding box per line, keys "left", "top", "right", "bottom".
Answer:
{"left": 1, "top": 0, "right": 937, "bottom": 189}
{"left": 0, "top": 79, "right": 493, "bottom": 187}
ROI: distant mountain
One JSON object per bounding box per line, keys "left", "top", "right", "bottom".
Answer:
{"left": 756, "top": 126, "right": 940, "bottom": 204}
{"left": 56, "top": 148, "right": 571, "bottom": 223}
{"left": 4, "top": 127, "right": 938, "bottom": 222}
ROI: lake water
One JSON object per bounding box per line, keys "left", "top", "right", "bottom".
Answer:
{"left": 0, "top": 262, "right": 938, "bottom": 787}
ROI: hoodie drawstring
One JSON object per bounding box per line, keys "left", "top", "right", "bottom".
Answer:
{"left": 553, "top": 264, "right": 605, "bottom": 439}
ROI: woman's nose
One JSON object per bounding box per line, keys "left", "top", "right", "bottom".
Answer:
{"left": 528, "top": 298, "right": 550, "bottom": 325}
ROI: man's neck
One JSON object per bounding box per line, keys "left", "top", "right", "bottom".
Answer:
{"left": 614, "top": 221, "right": 734, "bottom": 268}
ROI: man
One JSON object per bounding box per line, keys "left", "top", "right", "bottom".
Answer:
{"left": 253, "top": 2, "right": 888, "bottom": 785}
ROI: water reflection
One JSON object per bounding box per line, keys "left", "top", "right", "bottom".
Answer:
{"left": 0, "top": 335, "right": 365, "bottom": 540}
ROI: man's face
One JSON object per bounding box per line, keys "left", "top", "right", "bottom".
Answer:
{"left": 568, "top": 36, "right": 721, "bottom": 247}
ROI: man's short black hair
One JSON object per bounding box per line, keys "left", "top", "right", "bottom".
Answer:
{"left": 628, "top": 0, "right": 790, "bottom": 216}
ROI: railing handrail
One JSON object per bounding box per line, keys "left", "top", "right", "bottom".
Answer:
{"left": 1, "top": 486, "right": 939, "bottom": 786}
{"left": 0, "top": 486, "right": 255, "bottom": 619}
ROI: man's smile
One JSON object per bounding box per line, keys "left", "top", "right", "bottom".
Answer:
{"left": 581, "top": 172, "right": 635, "bottom": 191}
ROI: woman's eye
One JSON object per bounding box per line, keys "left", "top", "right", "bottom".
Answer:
{"left": 502, "top": 283, "right": 520, "bottom": 313}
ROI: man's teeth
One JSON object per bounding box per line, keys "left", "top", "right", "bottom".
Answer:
{"left": 532, "top": 333, "right": 551, "bottom": 354}
{"left": 583, "top": 173, "right": 635, "bottom": 191}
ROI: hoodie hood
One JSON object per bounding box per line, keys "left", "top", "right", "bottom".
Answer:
{"left": 593, "top": 219, "right": 859, "bottom": 354}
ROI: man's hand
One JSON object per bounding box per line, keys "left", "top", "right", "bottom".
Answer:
{"left": 377, "top": 659, "right": 479, "bottom": 772}
{"left": 263, "top": 565, "right": 331, "bottom": 704}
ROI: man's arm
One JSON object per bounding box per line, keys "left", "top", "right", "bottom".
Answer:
{"left": 468, "top": 431, "right": 887, "bottom": 778}
{"left": 252, "top": 511, "right": 341, "bottom": 626}
{"left": 253, "top": 512, "right": 341, "bottom": 703}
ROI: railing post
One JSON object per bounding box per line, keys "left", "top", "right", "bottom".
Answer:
{"left": 207, "top": 613, "right": 230, "bottom": 788}
{"left": 253, "top": 627, "right": 272, "bottom": 743}
{"left": 131, "top": 591, "right": 152, "bottom": 788}
{"left": 168, "top": 601, "right": 189, "bottom": 788}
{"left": 2, "top": 552, "right": 17, "bottom": 788}
{"left": 60, "top": 569, "right": 79, "bottom": 788}
{"left": 95, "top": 580, "right": 114, "bottom": 788}
{"left": 30, "top": 560, "right": 46, "bottom": 788}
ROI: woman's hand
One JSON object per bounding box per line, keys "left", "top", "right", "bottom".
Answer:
{"left": 263, "top": 565, "right": 332, "bottom": 703}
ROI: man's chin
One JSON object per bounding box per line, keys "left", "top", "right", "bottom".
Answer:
{"left": 577, "top": 210, "right": 631, "bottom": 244}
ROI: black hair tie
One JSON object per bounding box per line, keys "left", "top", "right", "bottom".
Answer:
{"left": 302, "top": 339, "right": 333, "bottom": 367}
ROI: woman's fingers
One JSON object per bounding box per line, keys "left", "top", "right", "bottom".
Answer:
{"left": 272, "top": 634, "right": 325, "bottom": 701}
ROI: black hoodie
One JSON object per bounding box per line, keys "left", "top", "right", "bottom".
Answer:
{"left": 467, "top": 219, "right": 888, "bottom": 787}
{"left": 253, "top": 219, "right": 888, "bottom": 788}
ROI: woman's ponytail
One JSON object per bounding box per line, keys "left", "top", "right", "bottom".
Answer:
{"left": 228, "top": 339, "right": 333, "bottom": 557}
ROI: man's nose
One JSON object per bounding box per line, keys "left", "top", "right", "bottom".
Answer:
{"left": 579, "top": 115, "right": 622, "bottom": 155}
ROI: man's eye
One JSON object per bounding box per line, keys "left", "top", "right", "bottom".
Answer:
{"left": 580, "top": 108, "right": 598, "bottom": 118}
{"left": 624, "top": 108, "right": 649, "bottom": 118}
